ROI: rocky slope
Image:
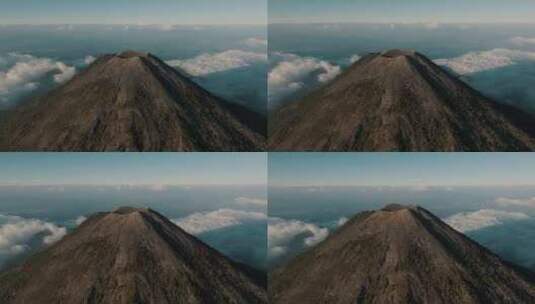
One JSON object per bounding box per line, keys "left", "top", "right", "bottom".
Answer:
{"left": 0, "top": 207, "right": 267, "bottom": 304}
{"left": 269, "top": 49, "right": 535, "bottom": 151}
{"left": 0, "top": 51, "right": 265, "bottom": 151}
{"left": 270, "top": 204, "right": 535, "bottom": 304}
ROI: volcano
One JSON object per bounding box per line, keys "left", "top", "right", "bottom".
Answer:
{"left": 0, "top": 51, "right": 265, "bottom": 151}
{"left": 270, "top": 204, "right": 535, "bottom": 304}
{"left": 269, "top": 49, "right": 535, "bottom": 151}
{"left": 0, "top": 207, "right": 267, "bottom": 304}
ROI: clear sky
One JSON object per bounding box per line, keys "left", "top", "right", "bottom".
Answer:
{"left": 0, "top": 0, "right": 267, "bottom": 25}
{"left": 0, "top": 153, "right": 267, "bottom": 186}
{"left": 269, "top": 153, "right": 535, "bottom": 187}
{"left": 270, "top": 0, "right": 535, "bottom": 24}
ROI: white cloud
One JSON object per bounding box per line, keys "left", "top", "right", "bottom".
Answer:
{"left": 173, "top": 209, "right": 266, "bottom": 235}
{"left": 268, "top": 217, "right": 328, "bottom": 257}
{"left": 166, "top": 50, "right": 267, "bottom": 76}
{"left": 75, "top": 216, "right": 87, "bottom": 226}
{"left": 337, "top": 217, "right": 348, "bottom": 226}
{"left": 423, "top": 21, "right": 440, "bottom": 30}
{"left": 0, "top": 214, "right": 67, "bottom": 255}
{"left": 243, "top": 37, "right": 268, "bottom": 48}
{"left": 349, "top": 54, "right": 361, "bottom": 64}
{"left": 495, "top": 197, "right": 535, "bottom": 208}
{"left": 510, "top": 36, "right": 535, "bottom": 46}
{"left": 0, "top": 53, "right": 76, "bottom": 103}
{"left": 444, "top": 209, "right": 529, "bottom": 233}
{"left": 146, "top": 184, "right": 167, "bottom": 192}
{"left": 268, "top": 53, "right": 341, "bottom": 103}
{"left": 234, "top": 196, "right": 267, "bottom": 206}
{"left": 84, "top": 55, "right": 96, "bottom": 65}
{"left": 434, "top": 48, "right": 535, "bottom": 75}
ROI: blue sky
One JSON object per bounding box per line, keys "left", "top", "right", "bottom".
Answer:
{"left": 269, "top": 153, "right": 535, "bottom": 187}
{"left": 0, "top": 0, "right": 267, "bottom": 25}
{"left": 0, "top": 153, "right": 267, "bottom": 186}
{"left": 270, "top": 0, "right": 535, "bottom": 24}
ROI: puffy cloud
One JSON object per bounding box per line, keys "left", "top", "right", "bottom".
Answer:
{"left": 495, "top": 197, "right": 535, "bottom": 208}
{"left": 268, "top": 53, "right": 341, "bottom": 104}
{"left": 0, "top": 53, "right": 76, "bottom": 103}
{"left": 234, "top": 196, "right": 267, "bottom": 206}
{"left": 84, "top": 55, "right": 96, "bottom": 65}
{"left": 74, "top": 216, "right": 87, "bottom": 226}
{"left": 268, "top": 217, "right": 328, "bottom": 257}
{"left": 243, "top": 37, "right": 268, "bottom": 48}
{"left": 510, "top": 36, "right": 535, "bottom": 46}
{"left": 0, "top": 214, "right": 67, "bottom": 255}
{"left": 444, "top": 209, "right": 529, "bottom": 233}
{"left": 173, "top": 209, "right": 266, "bottom": 235}
{"left": 434, "top": 48, "right": 535, "bottom": 75}
{"left": 166, "top": 50, "right": 267, "bottom": 76}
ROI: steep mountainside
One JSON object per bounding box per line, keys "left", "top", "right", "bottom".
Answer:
{"left": 0, "top": 51, "right": 265, "bottom": 151}
{"left": 269, "top": 50, "right": 535, "bottom": 151}
{"left": 0, "top": 207, "right": 267, "bottom": 304}
{"left": 270, "top": 204, "right": 535, "bottom": 304}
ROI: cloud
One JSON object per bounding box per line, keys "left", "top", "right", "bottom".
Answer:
{"left": 74, "top": 216, "right": 87, "bottom": 226}
{"left": 166, "top": 50, "right": 267, "bottom": 76}
{"left": 444, "top": 209, "right": 529, "bottom": 233}
{"left": 495, "top": 197, "right": 535, "bottom": 208}
{"left": 0, "top": 214, "right": 66, "bottom": 255}
{"left": 349, "top": 54, "right": 361, "bottom": 64}
{"left": 243, "top": 37, "right": 268, "bottom": 48}
{"left": 268, "top": 217, "right": 328, "bottom": 257}
{"left": 234, "top": 196, "right": 267, "bottom": 206}
{"left": 434, "top": 48, "right": 535, "bottom": 75}
{"left": 173, "top": 209, "right": 266, "bottom": 235}
{"left": 84, "top": 55, "right": 96, "bottom": 65}
{"left": 510, "top": 36, "right": 535, "bottom": 46}
{"left": 337, "top": 217, "right": 348, "bottom": 226}
{"left": 0, "top": 53, "right": 76, "bottom": 103}
{"left": 423, "top": 21, "right": 440, "bottom": 30}
{"left": 268, "top": 53, "right": 341, "bottom": 104}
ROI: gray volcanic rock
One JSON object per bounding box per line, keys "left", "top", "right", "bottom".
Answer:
{"left": 0, "top": 51, "right": 265, "bottom": 151}
{"left": 0, "top": 207, "right": 267, "bottom": 304}
{"left": 269, "top": 49, "right": 535, "bottom": 151}
{"left": 270, "top": 205, "right": 535, "bottom": 304}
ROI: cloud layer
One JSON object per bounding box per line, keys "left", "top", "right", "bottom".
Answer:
{"left": 268, "top": 217, "right": 328, "bottom": 257}
{"left": 435, "top": 48, "right": 535, "bottom": 75}
{"left": 0, "top": 214, "right": 66, "bottom": 255}
{"left": 234, "top": 196, "right": 267, "bottom": 206}
{"left": 510, "top": 36, "right": 535, "bottom": 46}
{"left": 166, "top": 50, "right": 267, "bottom": 76}
{"left": 173, "top": 209, "right": 266, "bottom": 235}
{"left": 495, "top": 197, "right": 535, "bottom": 208}
{"left": 268, "top": 53, "right": 341, "bottom": 104}
{"left": 444, "top": 209, "right": 529, "bottom": 233}
{"left": 0, "top": 53, "right": 76, "bottom": 104}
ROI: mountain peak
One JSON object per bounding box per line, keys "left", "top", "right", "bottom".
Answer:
{"left": 271, "top": 205, "right": 535, "bottom": 304}
{"left": 380, "top": 203, "right": 417, "bottom": 212}
{"left": 111, "top": 206, "right": 151, "bottom": 214}
{"left": 380, "top": 49, "right": 418, "bottom": 58}
{"left": 116, "top": 50, "right": 151, "bottom": 59}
